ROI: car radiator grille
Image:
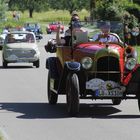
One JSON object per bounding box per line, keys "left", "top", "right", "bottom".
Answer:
{"left": 13, "top": 50, "right": 35, "bottom": 58}
{"left": 96, "top": 56, "right": 120, "bottom": 82}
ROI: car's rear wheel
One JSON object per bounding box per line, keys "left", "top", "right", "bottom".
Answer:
{"left": 3, "top": 59, "right": 8, "bottom": 68}
{"left": 66, "top": 73, "right": 79, "bottom": 116}
{"left": 47, "top": 31, "right": 51, "bottom": 34}
{"left": 112, "top": 99, "right": 121, "bottom": 105}
{"left": 138, "top": 99, "right": 140, "bottom": 111}
{"left": 33, "top": 60, "right": 40, "bottom": 68}
{"left": 47, "top": 71, "right": 58, "bottom": 104}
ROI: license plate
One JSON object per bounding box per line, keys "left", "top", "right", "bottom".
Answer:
{"left": 17, "top": 59, "right": 28, "bottom": 63}
{"left": 95, "top": 88, "right": 123, "bottom": 97}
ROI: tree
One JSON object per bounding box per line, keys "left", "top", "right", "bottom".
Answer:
{"left": 90, "top": 0, "right": 96, "bottom": 20}
{"left": 48, "top": 0, "right": 89, "bottom": 14}
{"left": 9, "top": 0, "right": 49, "bottom": 18}
{"left": 95, "top": 0, "right": 124, "bottom": 21}
{"left": 0, "top": 0, "right": 8, "bottom": 20}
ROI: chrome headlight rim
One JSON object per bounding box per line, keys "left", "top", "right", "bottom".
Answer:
{"left": 81, "top": 57, "right": 93, "bottom": 70}
{"left": 125, "top": 58, "right": 137, "bottom": 70}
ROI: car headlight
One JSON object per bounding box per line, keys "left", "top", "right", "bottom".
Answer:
{"left": 125, "top": 58, "right": 137, "bottom": 70}
{"left": 81, "top": 57, "right": 93, "bottom": 70}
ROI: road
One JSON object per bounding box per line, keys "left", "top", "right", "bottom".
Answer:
{"left": 0, "top": 34, "right": 140, "bottom": 140}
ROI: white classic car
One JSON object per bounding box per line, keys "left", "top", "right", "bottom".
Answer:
{"left": 2, "top": 31, "right": 40, "bottom": 68}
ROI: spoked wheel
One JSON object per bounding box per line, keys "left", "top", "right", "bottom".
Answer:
{"left": 66, "top": 73, "right": 80, "bottom": 116}
{"left": 112, "top": 99, "right": 121, "bottom": 105}
{"left": 47, "top": 71, "right": 58, "bottom": 104}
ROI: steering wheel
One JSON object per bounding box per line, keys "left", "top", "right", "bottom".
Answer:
{"left": 109, "top": 33, "right": 122, "bottom": 43}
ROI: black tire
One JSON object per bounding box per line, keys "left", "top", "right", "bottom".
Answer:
{"left": 112, "top": 99, "right": 121, "bottom": 105}
{"left": 47, "top": 71, "right": 58, "bottom": 104}
{"left": 66, "top": 73, "right": 80, "bottom": 116}
{"left": 138, "top": 99, "right": 140, "bottom": 112}
{"left": 33, "top": 60, "right": 40, "bottom": 68}
{"left": 47, "top": 31, "right": 51, "bottom": 34}
{"left": 3, "top": 60, "right": 8, "bottom": 68}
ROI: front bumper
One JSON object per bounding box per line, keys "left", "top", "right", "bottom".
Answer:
{"left": 86, "top": 78, "right": 126, "bottom": 98}
{"left": 4, "top": 50, "right": 40, "bottom": 63}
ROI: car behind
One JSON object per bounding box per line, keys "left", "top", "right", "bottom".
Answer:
{"left": 2, "top": 31, "right": 40, "bottom": 68}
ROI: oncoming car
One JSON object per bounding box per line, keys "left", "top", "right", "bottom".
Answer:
{"left": 46, "top": 22, "right": 64, "bottom": 34}
{"left": 45, "top": 21, "right": 140, "bottom": 116}
{"left": 2, "top": 31, "right": 40, "bottom": 68}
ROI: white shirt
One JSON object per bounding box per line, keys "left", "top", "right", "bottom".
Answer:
{"left": 92, "top": 32, "right": 119, "bottom": 43}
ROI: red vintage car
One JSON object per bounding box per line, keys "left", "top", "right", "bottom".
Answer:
{"left": 46, "top": 22, "right": 64, "bottom": 34}
{"left": 45, "top": 21, "right": 140, "bottom": 116}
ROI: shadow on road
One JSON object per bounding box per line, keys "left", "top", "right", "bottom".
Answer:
{"left": 0, "top": 66, "right": 34, "bottom": 69}
{"left": 0, "top": 102, "right": 140, "bottom": 119}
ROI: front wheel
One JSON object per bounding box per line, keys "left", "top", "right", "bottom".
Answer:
{"left": 33, "top": 60, "right": 40, "bottom": 68}
{"left": 112, "top": 99, "right": 121, "bottom": 105}
{"left": 3, "top": 60, "right": 8, "bottom": 68}
{"left": 138, "top": 99, "right": 140, "bottom": 111}
{"left": 66, "top": 73, "right": 80, "bottom": 116}
{"left": 47, "top": 71, "right": 58, "bottom": 104}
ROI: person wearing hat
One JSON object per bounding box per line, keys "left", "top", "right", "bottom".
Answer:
{"left": 92, "top": 21, "right": 120, "bottom": 43}
{"left": 56, "top": 16, "right": 83, "bottom": 46}
{"left": 71, "top": 11, "right": 79, "bottom": 20}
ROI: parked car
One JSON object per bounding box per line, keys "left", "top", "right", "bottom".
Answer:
{"left": 2, "top": 31, "right": 40, "bottom": 68}
{"left": 46, "top": 22, "right": 64, "bottom": 34}
{"left": 45, "top": 21, "right": 140, "bottom": 116}
{"left": 24, "top": 22, "right": 43, "bottom": 40}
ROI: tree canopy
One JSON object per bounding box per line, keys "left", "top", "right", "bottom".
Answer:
{"left": 9, "top": 0, "right": 48, "bottom": 18}
{"left": 8, "top": 0, "right": 140, "bottom": 23}
{"left": 0, "top": 0, "right": 8, "bottom": 20}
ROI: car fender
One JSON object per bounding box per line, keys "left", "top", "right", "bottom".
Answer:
{"left": 46, "top": 57, "right": 59, "bottom": 79}
{"left": 57, "top": 61, "right": 82, "bottom": 94}
{"left": 65, "top": 61, "right": 81, "bottom": 72}
{"left": 126, "top": 65, "right": 140, "bottom": 96}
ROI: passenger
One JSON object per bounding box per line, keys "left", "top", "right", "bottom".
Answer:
{"left": 26, "top": 33, "right": 35, "bottom": 43}
{"left": 92, "top": 21, "right": 121, "bottom": 43}
{"left": 7, "top": 34, "right": 15, "bottom": 43}
{"left": 56, "top": 16, "right": 83, "bottom": 46}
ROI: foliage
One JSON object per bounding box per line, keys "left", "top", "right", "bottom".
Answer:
{"left": 95, "top": 0, "right": 125, "bottom": 21}
{"left": 124, "top": 2, "right": 140, "bottom": 22}
{"left": 0, "top": 0, "right": 8, "bottom": 20}
{"left": 48, "top": 0, "right": 89, "bottom": 14}
{"left": 8, "top": 0, "right": 49, "bottom": 18}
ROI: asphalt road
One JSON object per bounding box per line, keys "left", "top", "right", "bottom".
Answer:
{"left": 0, "top": 34, "right": 140, "bottom": 140}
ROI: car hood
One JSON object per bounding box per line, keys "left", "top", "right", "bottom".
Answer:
{"left": 75, "top": 42, "right": 124, "bottom": 57}
{"left": 5, "top": 43, "right": 38, "bottom": 49}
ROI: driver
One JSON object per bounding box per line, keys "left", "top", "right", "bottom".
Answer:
{"left": 92, "top": 21, "right": 120, "bottom": 43}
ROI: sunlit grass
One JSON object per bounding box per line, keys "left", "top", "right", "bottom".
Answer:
{"left": 134, "top": 46, "right": 140, "bottom": 63}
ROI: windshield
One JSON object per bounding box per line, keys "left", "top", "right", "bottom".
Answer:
{"left": 6, "top": 33, "right": 35, "bottom": 43}
{"left": 81, "top": 21, "right": 124, "bottom": 43}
